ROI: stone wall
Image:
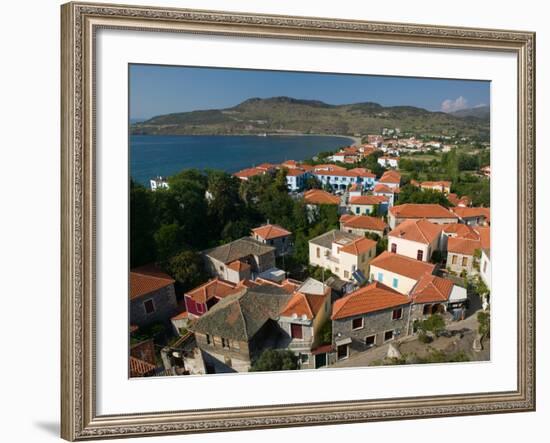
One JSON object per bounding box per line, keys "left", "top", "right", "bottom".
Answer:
{"left": 130, "top": 284, "right": 178, "bottom": 329}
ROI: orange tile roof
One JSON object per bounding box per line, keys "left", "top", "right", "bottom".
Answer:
{"left": 280, "top": 291, "right": 327, "bottom": 320}
{"left": 185, "top": 278, "right": 240, "bottom": 304}
{"left": 348, "top": 167, "right": 376, "bottom": 178}
{"left": 256, "top": 163, "right": 276, "bottom": 171}
{"left": 284, "top": 168, "right": 308, "bottom": 177}
{"left": 447, "top": 193, "right": 471, "bottom": 207}
{"left": 339, "top": 236, "right": 377, "bottom": 256}
{"left": 442, "top": 223, "right": 479, "bottom": 240}
{"left": 420, "top": 181, "right": 452, "bottom": 188}
{"left": 447, "top": 237, "right": 482, "bottom": 256}
{"left": 254, "top": 277, "right": 302, "bottom": 294}
{"left": 373, "top": 183, "right": 395, "bottom": 194}
{"left": 411, "top": 274, "right": 454, "bottom": 303}
{"left": 475, "top": 226, "right": 491, "bottom": 249}
{"left": 228, "top": 260, "right": 251, "bottom": 272}
{"left": 251, "top": 224, "right": 291, "bottom": 240}
{"left": 451, "top": 207, "right": 490, "bottom": 220}
{"left": 369, "top": 251, "right": 435, "bottom": 280}
{"left": 379, "top": 170, "right": 401, "bottom": 184}
{"left": 349, "top": 195, "right": 389, "bottom": 205}
{"left": 281, "top": 160, "right": 298, "bottom": 168}
{"left": 303, "top": 189, "right": 340, "bottom": 205}
{"left": 129, "top": 356, "right": 156, "bottom": 377}
{"left": 388, "top": 219, "right": 442, "bottom": 245}
{"left": 389, "top": 203, "right": 457, "bottom": 219}
{"left": 331, "top": 281, "right": 410, "bottom": 320}
{"left": 171, "top": 310, "right": 189, "bottom": 321}
{"left": 313, "top": 164, "right": 347, "bottom": 172}
{"left": 130, "top": 265, "right": 175, "bottom": 300}
{"left": 233, "top": 167, "right": 264, "bottom": 179}
{"left": 339, "top": 214, "right": 387, "bottom": 231}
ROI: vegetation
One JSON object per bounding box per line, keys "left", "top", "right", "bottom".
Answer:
{"left": 132, "top": 96, "right": 489, "bottom": 139}
{"left": 250, "top": 349, "right": 299, "bottom": 371}
{"left": 477, "top": 311, "right": 491, "bottom": 338}
{"left": 416, "top": 314, "right": 446, "bottom": 335}
{"left": 319, "top": 320, "right": 333, "bottom": 345}
{"left": 397, "top": 184, "right": 452, "bottom": 207}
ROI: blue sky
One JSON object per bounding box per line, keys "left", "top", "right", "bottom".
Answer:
{"left": 129, "top": 64, "right": 490, "bottom": 120}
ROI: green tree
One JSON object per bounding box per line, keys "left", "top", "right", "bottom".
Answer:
{"left": 250, "top": 349, "right": 299, "bottom": 372}
{"left": 477, "top": 311, "right": 491, "bottom": 338}
{"left": 154, "top": 223, "right": 182, "bottom": 264}
{"left": 165, "top": 250, "right": 208, "bottom": 292}
{"left": 417, "top": 314, "right": 446, "bottom": 335}
{"left": 130, "top": 180, "right": 156, "bottom": 267}
{"left": 318, "top": 320, "right": 333, "bottom": 345}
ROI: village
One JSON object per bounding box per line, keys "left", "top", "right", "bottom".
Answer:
{"left": 129, "top": 132, "right": 491, "bottom": 377}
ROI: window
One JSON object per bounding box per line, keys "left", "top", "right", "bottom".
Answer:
{"left": 355, "top": 207, "right": 360, "bottom": 214}
{"left": 462, "top": 256, "right": 468, "bottom": 266}
{"left": 392, "top": 277, "right": 398, "bottom": 289}
{"left": 392, "top": 308, "right": 403, "bottom": 320}
{"left": 452, "top": 255, "right": 457, "bottom": 265}
{"left": 483, "top": 260, "right": 488, "bottom": 273}
{"left": 377, "top": 272, "right": 383, "bottom": 282}
{"left": 337, "top": 344, "right": 349, "bottom": 360}
{"left": 423, "top": 304, "right": 432, "bottom": 315}
{"left": 384, "top": 330, "right": 394, "bottom": 342}
{"left": 365, "top": 335, "right": 375, "bottom": 347}
{"left": 335, "top": 267, "right": 339, "bottom": 273}
{"left": 391, "top": 243, "right": 397, "bottom": 253}
{"left": 352, "top": 317, "right": 364, "bottom": 330}
{"left": 316, "top": 247, "right": 320, "bottom": 258}
{"left": 143, "top": 299, "right": 155, "bottom": 314}
{"left": 206, "top": 334, "right": 211, "bottom": 345}
{"left": 344, "top": 270, "right": 349, "bottom": 279}
{"left": 219, "top": 265, "right": 224, "bottom": 271}
{"left": 300, "top": 354, "right": 310, "bottom": 364}
{"left": 417, "top": 250, "right": 424, "bottom": 261}
{"left": 221, "top": 338, "right": 230, "bottom": 349}
{"left": 291, "top": 324, "right": 303, "bottom": 339}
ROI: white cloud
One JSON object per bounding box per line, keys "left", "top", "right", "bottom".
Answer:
{"left": 440, "top": 96, "right": 469, "bottom": 113}
{"left": 473, "top": 103, "right": 487, "bottom": 108}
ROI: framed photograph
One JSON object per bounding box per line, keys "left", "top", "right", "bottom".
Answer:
{"left": 61, "top": 1, "right": 536, "bottom": 440}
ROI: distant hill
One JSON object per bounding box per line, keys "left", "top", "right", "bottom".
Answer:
{"left": 450, "top": 106, "right": 490, "bottom": 120}
{"left": 132, "top": 96, "right": 489, "bottom": 140}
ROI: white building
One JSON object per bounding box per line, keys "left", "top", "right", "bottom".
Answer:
{"left": 377, "top": 156, "right": 399, "bottom": 169}
{"left": 150, "top": 176, "right": 169, "bottom": 191}
{"left": 387, "top": 219, "right": 442, "bottom": 262}
{"left": 308, "top": 230, "right": 376, "bottom": 282}
{"left": 480, "top": 248, "right": 491, "bottom": 291}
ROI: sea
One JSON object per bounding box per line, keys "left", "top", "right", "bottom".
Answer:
{"left": 130, "top": 134, "right": 355, "bottom": 185}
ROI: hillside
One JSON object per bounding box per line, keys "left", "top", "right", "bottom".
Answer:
{"left": 131, "top": 96, "right": 489, "bottom": 140}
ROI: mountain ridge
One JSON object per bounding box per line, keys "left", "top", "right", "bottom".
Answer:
{"left": 132, "top": 96, "right": 489, "bottom": 140}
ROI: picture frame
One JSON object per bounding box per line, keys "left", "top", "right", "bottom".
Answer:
{"left": 61, "top": 1, "right": 536, "bottom": 440}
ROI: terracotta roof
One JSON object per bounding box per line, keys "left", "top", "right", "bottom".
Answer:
{"left": 369, "top": 251, "right": 435, "bottom": 280}
{"left": 312, "top": 164, "right": 347, "bottom": 172}
{"left": 442, "top": 223, "right": 479, "bottom": 239}
{"left": 348, "top": 167, "right": 376, "bottom": 178}
{"left": 228, "top": 260, "right": 251, "bottom": 272}
{"left": 233, "top": 167, "right": 264, "bottom": 179}
{"left": 475, "top": 226, "right": 491, "bottom": 249}
{"left": 285, "top": 168, "right": 308, "bottom": 177}
{"left": 447, "top": 193, "right": 471, "bottom": 207}
{"left": 378, "top": 170, "right": 401, "bottom": 184}
{"left": 451, "top": 207, "right": 490, "bottom": 220}
{"left": 349, "top": 195, "right": 389, "bottom": 205}
{"left": 130, "top": 265, "right": 175, "bottom": 300}
{"left": 420, "top": 181, "right": 451, "bottom": 188}
{"left": 281, "top": 160, "right": 298, "bottom": 168}
{"left": 303, "top": 189, "right": 340, "bottom": 205}
{"left": 339, "top": 214, "right": 387, "bottom": 231}
{"left": 373, "top": 183, "right": 395, "bottom": 194}
{"left": 339, "top": 236, "right": 377, "bottom": 256}
{"left": 256, "top": 163, "right": 276, "bottom": 171}
{"left": 251, "top": 224, "right": 291, "bottom": 240}
{"left": 389, "top": 203, "right": 457, "bottom": 219}
{"left": 331, "top": 281, "right": 410, "bottom": 320}
{"left": 280, "top": 291, "right": 327, "bottom": 320}
{"left": 447, "top": 237, "right": 482, "bottom": 256}
{"left": 254, "top": 277, "right": 302, "bottom": 294}
{"left": 388, "top": 219, "right": 442, "bottom": 245}
{"left": 185, "top": 278, "right": 239, "bottom": 304}
{"left": 129, "top": 356, "right": 156, "bottom": 377}
{"left": 171, "top": 310, "right": 189, "bottom": 321}
{"left": 411, "top": 274, "right": 454, "bottom": 303}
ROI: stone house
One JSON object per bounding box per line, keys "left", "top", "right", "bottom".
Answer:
{"left": 387, "top": 218, "right": 442, "bottom": 262}
{"left": 369, "top": 251, "right": 436, "bottom": 295}
{"left": 451, "top": 207, "right": 490, "bottom": 226}
{"left": 409, "top": 274, "right": 468, "bottom": 325}
{"left": 388, "top": 203, "right": 459, "bottom": 229}
{"left": 189, "top": 285, "right": 292, "bottom": 373}
{"left": 331, "top": 281, "right": 411, "bottom": 361}
{"left": 251, "top": 223, "right": 292, "bottom": 256}
{"left": 339, "top": 214, "right": 387, "bottom": 238}
{"left": 129, "top": 265, "right": 178, "bottom": 329}
{"left": 181, "top": 278, "right": 242, "bottom": 320}
{"left": 308, "top": 229, "right": 377, "bottom": 282}
{"left": 202, "top": 237, "right": 276, "bottom": 284}
{"left": 277, "top": 278, "right": 332, "bottom": 369}
{"left": 446, "top": 237, "right": 482, "bottom": 275}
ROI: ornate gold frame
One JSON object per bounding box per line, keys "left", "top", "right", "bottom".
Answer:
{"left": 61, "top": 2, "right": 536, "bottom": 440}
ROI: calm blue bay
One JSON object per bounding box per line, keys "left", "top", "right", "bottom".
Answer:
{"left": 130, "top": 134, "right": 354, "bottom": 185}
